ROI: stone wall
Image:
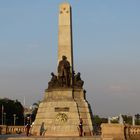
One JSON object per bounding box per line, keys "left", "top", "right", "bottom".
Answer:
{"left": 101, "top": 123, "right": 140, "bottom": 140}
{"left": 0, "top": 125, "right": 7, "bottom": 134}
{"left": 101, "top": 124, "right": 125, "bottom": 140}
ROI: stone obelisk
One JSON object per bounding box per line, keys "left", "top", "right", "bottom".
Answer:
{"left": 31, "top": 2, "right": 93, "bottom": 136}
{"left": 58, "top": 3, "right": 73, "bottom": 68}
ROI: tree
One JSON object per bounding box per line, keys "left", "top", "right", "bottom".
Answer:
{"left": 122, "top": 115, "right": 132, "bottom": 125}
{"left": 135, "top": 114, "right": 140, "bottom": 125}
{"left": 93, "top": 115, "right": 108, "bottom": 134}
{"left": 30, "top": 101, "right": 40, "bottom": 122}
{"left": 0, "top": 98, "right": 24, "bottom": 125}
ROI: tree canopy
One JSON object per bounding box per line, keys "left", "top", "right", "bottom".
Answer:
{"left": 0, "top": 98, "right": 24, "bottom": 125}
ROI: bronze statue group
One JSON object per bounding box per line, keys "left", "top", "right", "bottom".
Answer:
{"left": 48, "top": 55, "right": 84, "bottom": 89}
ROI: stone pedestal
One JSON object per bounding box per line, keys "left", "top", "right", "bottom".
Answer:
{"left": 31, "top": 88, "right": 93, "bottom": 136}
{"left": 31, "top": 2, "right": 93, "bottom": 137}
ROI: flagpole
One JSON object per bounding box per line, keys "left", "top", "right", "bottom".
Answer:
{"left": 23, "top": 96, "right": 25, "bottom": 125}
{"left": 1, "top": 105, "right": 4, "bottom": 125}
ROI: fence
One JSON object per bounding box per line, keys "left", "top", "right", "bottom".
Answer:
{"left": 0, "top": 125, "right": 25, "bottom": 134}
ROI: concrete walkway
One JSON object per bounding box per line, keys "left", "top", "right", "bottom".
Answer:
{"left": 0, "top": 134, "right": 101, "bottom": 140}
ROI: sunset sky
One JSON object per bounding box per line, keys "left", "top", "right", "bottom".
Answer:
{"left": 0, "top": 0, "right": 140, "bottom": 117}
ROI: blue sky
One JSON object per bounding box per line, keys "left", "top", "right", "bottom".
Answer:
{"left": 0, "top": 0, "right": 140, "bottom": 117}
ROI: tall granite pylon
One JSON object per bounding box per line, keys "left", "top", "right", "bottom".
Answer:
{"left": 58, "top": 3, "right": 73, "bottom": 68}
{"left": 31, "top": 3, "right": 93, "bottom": 136}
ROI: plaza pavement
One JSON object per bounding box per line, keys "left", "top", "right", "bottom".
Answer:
{"left": 0, "top": 134, "right": 101, "bottom": 140}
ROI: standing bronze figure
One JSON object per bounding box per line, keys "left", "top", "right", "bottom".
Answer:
{"left": 58, "top": 56, "right": 71, "bottom": 87}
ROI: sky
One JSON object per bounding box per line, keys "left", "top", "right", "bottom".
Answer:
{"left": 0, "top": 0, "right": 140, "bottom": 117}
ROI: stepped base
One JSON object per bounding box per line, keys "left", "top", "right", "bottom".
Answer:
{"left": 31, "top": 88, "right": 93, "bottom": 136}
{"left": 7, "top": 136, "right": 102, "bottom": 140}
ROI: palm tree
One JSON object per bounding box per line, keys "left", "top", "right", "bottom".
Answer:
{"left": 31, "top": 101, "right": 40, "bottom": 122}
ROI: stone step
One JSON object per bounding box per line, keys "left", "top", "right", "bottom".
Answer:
{"left": 7, "top": 136, "right": 101, "bottom": 140}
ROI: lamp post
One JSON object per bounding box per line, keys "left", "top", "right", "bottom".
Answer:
{"left": 3, "top": 112, "right": 6, "bottom": 125}
{"left": 24, "top": 114, "right": 26, "bottom": 126}
{"left": 13, "top": 114, "right": 16, "bottom": 126}
{"left": 132, "top": 116, "right": 135, "bottom": 126}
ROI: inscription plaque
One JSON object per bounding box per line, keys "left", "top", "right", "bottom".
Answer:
{"left": 55, "top": 107, "right": 69, "bottom": 112}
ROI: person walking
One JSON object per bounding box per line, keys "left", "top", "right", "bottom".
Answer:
{"left": 79, "top": 118, "right": 83, "bottom": 136}
{"left": 25, "top": 123, "right": 31, "bottom": 136}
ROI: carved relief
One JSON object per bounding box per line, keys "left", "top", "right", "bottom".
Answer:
{"left": 55, "top": 113, "right": 68, "bottom": 124}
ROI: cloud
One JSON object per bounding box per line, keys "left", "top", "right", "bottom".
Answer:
{"left": 107, "top": 85, "right": 129, "bottom": 93}
{"left": 109, "top": 85, "right": 122, "bottom": 91}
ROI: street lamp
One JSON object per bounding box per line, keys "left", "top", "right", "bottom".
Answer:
{"left": 3, "top": 112, "right": 6, "bottom": 125}
{"left": 13, "top": 114, "right": 16, "bottom": 126}
{"left": 24, "top": 114, "right": 26, "bottom": 126}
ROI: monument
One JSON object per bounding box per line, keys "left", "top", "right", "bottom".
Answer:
{"left": 31, "top": 3, "right": 93, "bottom": 136}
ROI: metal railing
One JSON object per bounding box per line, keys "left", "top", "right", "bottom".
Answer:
{"left": 0, "top": 125, "right": 25, "bottom": 134}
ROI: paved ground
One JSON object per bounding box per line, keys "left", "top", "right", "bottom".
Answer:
{"left": 0, "top": 134, "right": 26, "bottom": 140}
{"left": 0, "top": 134, "right": 101, "bottom": 140}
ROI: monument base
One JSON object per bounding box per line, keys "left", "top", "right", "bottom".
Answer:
{"left": 31, "top": 88, "right": 93, "bottom": 136}
{"left": 7, "top": 136, "right": 101, "bottom": 140}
